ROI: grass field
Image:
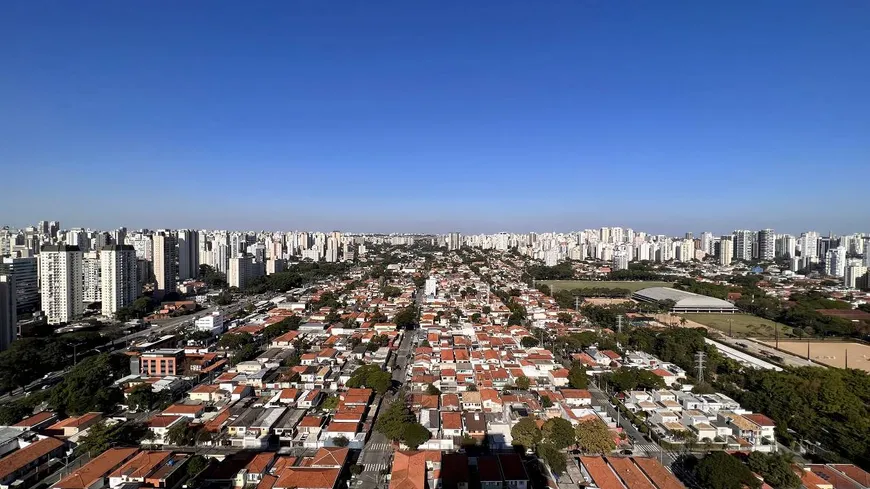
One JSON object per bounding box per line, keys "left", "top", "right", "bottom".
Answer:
{"left": 682, "top": 313, "right": 793, "bottom": 338}
{"left": 540, "top": 280, "right": 673, "bottom": 293}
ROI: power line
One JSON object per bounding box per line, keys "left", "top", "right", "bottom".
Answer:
{"left": 695, "top": 351, "right": 706, "bottom": 384}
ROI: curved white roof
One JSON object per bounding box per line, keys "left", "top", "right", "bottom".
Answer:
{"left": 633, "top": 287, "right": 737, "bottom": 310}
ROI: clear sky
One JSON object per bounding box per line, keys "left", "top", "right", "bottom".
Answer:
{"left": 1, "top": 1, "right": 868, "bottom": 235}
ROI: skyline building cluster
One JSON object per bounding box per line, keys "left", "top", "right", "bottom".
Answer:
{"left": 0, "top": 220, "right": 869, "bottom": 354}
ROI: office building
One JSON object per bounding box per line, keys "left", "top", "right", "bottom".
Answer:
{"left": 719, "top": 236, "right": 734, "bottom": 266}
{"left": 865, "top": 237, "right": 870, "bottom": 267}
{"left": 732, "top": 230, "right": 754, "bottom": 262}
{"left": 65, "top": 228, "right": 90, "bottom": 250}
{"left": 176, "top": 230, "right": 199, "bottom": 280}
{"left": 101, "top": 245, "right": 138, "bottom": 317}
{"left": 152, "top": 231, "right": 177, "bottom": 297}
{"left": 825, "top": 246, "right": 847, "bottom": 278}
{"left": 0, "top": 273, "right": 15, "bottom": 351}
{"left": 82, "top": 251, "right": 102, "bottom": 303}
{"left": 757, "top": 229, "right": 775, "bottom": 261}
{"left": 228, "top": 255, "right": 253, "bottom": 289}
{"left": 39, "top": 245, "right": 84, "bottom": 324}
{"left": 1, "top": 254, "right": 39, "bottom": 315}
{"left": 194, "top": 311, "right": 224, "bottom": 336}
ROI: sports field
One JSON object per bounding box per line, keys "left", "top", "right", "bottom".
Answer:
{"left": 682, "top": 313, "right": 792, "bottom": 338}
{"left": 540, "top": 280, "right": 673, "bottom": 293}
{"left": 760, "top": 340, "right": 870, "bottom": 372}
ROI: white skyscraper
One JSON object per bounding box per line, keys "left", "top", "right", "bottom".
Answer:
{"left": 612, "top": 250, "right": 629, "bottom": 271}
{"left": 719, "top": 236, "right": 734, "bottom": 266}
{"left": 39, "top": 245, "right": 84, "bottom": 324}
{"left": 0, "top": 273, "right": 15, "bottom": 351}
{"left": 176, "top": 229, "right": 199, "bottom": 280}
{"left": 825, "top": 246, "right": 847, "bottom": 277}
{"left": 676, "top": 240, "right": 694, "bottom": 262}
{"left": 448, "top": 232, "right": 462, "bottom": 251}
{"left": 800, "top": 232, "right": 820, "bottom": 259}
{"left": 775, "top": 234, "right": 797, "bottom": 258}
{"left": 700, "top": 232, "right": 714, "bottom": 256}
{"left": 82, "top": 251, "right": 102, "bottom": 303}
{"left": 152, "top": 231, "right": 177, "bottom": 297}
{"left": 732, "top": 230, "right": 754, "bottom": 262}
{"left": 101, "top": 244, "right": 138, "bottom": 317}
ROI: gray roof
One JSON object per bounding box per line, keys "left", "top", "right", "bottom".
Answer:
{"left": 633, "top": 287, "right": 737, "bottom": 310}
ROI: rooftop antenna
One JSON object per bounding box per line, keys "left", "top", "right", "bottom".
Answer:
{"left": 695, "top": 351, "right": 706, "bottom": 384}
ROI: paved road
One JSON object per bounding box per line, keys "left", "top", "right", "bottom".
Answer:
{"left": 356, "top": 311, "right": 418, "bottom": 489}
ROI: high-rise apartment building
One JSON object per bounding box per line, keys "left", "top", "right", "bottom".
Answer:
{"left": 825, "top": 246, "right": 847, "bottom": 277}
{"left": 719, "top": 236, "right": 734, "bottom": 266}
{"left": 152, "top": 231, "right": 177, "bottom": 297}
{"left": 732, "top": 230, "right": 754, "bottom": 262}
{"left": 0, "top": 273, "right": 15, "bottom": 351}
{"left": 700, "top": 232, "right": 714, "bottom": 256}
{"left": 775, "top": 234, "right": 797, "bottom": 258}
{"left": 39, "top": 245, "right": 84, "bottom": 324}
{"left": 228, "top": 255, "right": 253, "bottom": 289}
{"left": 101, "top": 245, "right": 138, "bottom": 317}
{"left": 176, "top": 230, "right": 199, "bottom": 281}
{"left": 612, "top": 250, "right": 629, "bottom": 271}
{"left": 82, "top": 251, "right": 102, "bottom": 303}
{"left": 844, "top": 264, "right": 868, "bottom": 290}
{"left": 448, "top": 232, "right": 462, "bottom": 251}
{"left": 1, "top": 254, "right": 39, "bottom": 315}
{"left": 800, "top": 232, "right": 820, "bottom": 259}
{"left": 676, "top": 240, "right": 694, "bottom": 262}
{"left": 757, "top": 229, "right": 775, "bottom": 261}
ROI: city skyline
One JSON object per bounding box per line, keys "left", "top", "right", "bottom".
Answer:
{"left": 2, "top": 2, "right": 869, "bottom": 231}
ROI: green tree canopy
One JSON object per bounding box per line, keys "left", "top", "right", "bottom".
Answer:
{"left": 568, "top": 364, "right": 588, "bottom": 389}
{"left": 375, "top": 399, "right": 415, "bottom": 442}
{"left": 695, "top": 452, "right": 761, "bottom": 489}
{"left": 746, "top": 452, "right": 800, "bottom": 489}
{"left": 510, "top": 417, "right": 542, "bottom": 451}
{"left": 537, "top": 442, "right": 567, "bottom": 475}
{"left": 75, "top": 421, "right": 152, "bottom": 455}
{"left": 394, "top": 306, "right": 419, "bottom": 329}
{"left": 574, "top": 419, "right": 615, "bottom": 454}
{"left": 346, "top": 365, "right": 392, "bottom": 395}
{"left": 402, "top": 422, "right": 432, "bottom": 449}
{"left": 520, "top": 336, "right": 540, "bottom": 348}
{"left": 542, "top": 418, "right": 576, "bottom": 450}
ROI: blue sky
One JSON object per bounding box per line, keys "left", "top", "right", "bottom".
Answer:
{"left": 1, "top": 1, "right": 868, "bottom": 234}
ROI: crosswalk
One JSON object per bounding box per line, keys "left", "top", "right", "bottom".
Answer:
{"left": 633, "top": 443, "right": 660, "bottom": 453}
{"left": 365, "top": 442, "right": 392, "bottom": 452}
{"left": 364, "top": 462, "right": 390, "bottom": 472}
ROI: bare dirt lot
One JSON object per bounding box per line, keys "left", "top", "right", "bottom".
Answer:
{"left": 760, "top": 340, "right": 870, "bottom": 372}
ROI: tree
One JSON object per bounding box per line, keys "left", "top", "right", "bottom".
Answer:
{"left": 694, "top": 452, "right": 761, "bottom": 489}
{"left": 322, "top": 396, "right": 339, "bottom": 410}
{"left": 746, "top": 452, "right": 800, "bottom": 489}
{"left": 510, "top": 417, "right": 542, "bottom": 451}
{"left": 218, "top": 332, "right": 254, "bottom": 351}
{"left": 346, "top": 365, "right": 392, "bottom": 395}
{"left": 126, "top": 384, "right": 159, "bottom": 412}
{"left": 50, "top": 354, "right": 125, "bottom": 416}
{"left": 263, "top": 316, "right": 301, "bottom": 339}
{"left": 165, "top": 420, "right": 203, "bottom": 446}
{"left": 394, "top": 306, "right": 419, "bottom": 329}
{"left": 521, "top": 337, "right": 540, "bottom": 348}
{"left": 537, "top": 442, "right": 567, "bottom": 475}
{"left": 426, "top": 383, "right": 441, "bottom": 396}
{"left": 186, "top": 455, "right": 209, "bottom": 477}
{"left": 568, "top": 364, "right": 588, "bottom": 389}
{"left": 402, "top": 422, "right": 432, "bottom": 449}
{"left": 540, "top": 395, "right": 553, "bottom": 408}
{"left": 574, "top": 419, "right": 615, "bottom": 454}
{"left": 376, "top": 400, "right": 414, "bottom": 442}
{"left": 557, "top": 312, "right": 572, "bottom": 324}
{"left": 542, "top": 418, "right": 576, "bottom": 449}
{"left": 75, "top": 421, "right": 152, "bottom": 455}
{"left": 333, "top": 435, "right": 350, "bottom": 447}
{"left": 0, "top": 403, "right": 32, "bottom": 425}
{"left": 515, "top": 376, "right": 531, "bottom": 391}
